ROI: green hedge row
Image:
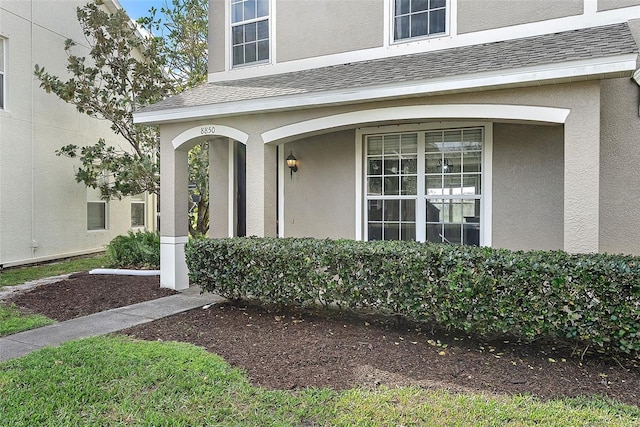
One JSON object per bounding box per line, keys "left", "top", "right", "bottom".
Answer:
{"left": 185, "top": 237, "right": 640, "bottom": 357}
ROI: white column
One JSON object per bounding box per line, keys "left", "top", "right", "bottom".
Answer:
{"left": 246, "top": 134, "right": 277, "bottom": 237}
{"left": 160, "top": 132, "right": 190, "bottom": 290}
{"left": 564, "top": 94, "right": 600, "bottom": 253}
{"left": 209, "top": 137, "right": 233, "bottom": 238}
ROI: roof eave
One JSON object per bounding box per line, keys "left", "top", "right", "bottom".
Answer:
{"left": 133, "top": 53, "right": 638, "bottom": 125}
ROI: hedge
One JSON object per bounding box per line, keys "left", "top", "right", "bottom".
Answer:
{"left": 106, "top": 231, "right": 160, "bottom": 269}
{"left": 185, "top": 237, "right": 640, "bottom": 357}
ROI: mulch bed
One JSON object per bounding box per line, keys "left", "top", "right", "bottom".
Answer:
{"left": 6, "top": 273, "right": 640, "bottom": 406}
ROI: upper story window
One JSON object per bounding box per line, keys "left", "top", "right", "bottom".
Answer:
{"left": 394, "top": 0, "right": 446, "bottom": 41}
{"left": 231, "top": 0, "right": 269, "bottom": 67}
{"left": 0, "top": 38, "right": 5, "bottom": 109}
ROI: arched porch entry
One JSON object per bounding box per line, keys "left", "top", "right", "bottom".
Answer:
{"left": 160, "top": 124, "right": 248, "bottom": 290}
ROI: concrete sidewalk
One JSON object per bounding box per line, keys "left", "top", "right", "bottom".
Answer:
{"left": 0, "top": 286, "right": 224, "bottom": 362}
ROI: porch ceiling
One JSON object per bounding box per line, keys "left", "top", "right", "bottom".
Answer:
{"left": 135, "top": 23, "right": 638, "bottom": 124}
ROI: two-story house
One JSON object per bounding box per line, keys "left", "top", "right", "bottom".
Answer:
{"left": 134, "top": 0, "right": 640, "bottom": 290}
{"left": 0, "top": 0, "right": 155, "bottom": 268}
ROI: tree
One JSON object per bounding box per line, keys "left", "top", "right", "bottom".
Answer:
{"left": 34, "top": 0, "right": 210, "bottom": 236}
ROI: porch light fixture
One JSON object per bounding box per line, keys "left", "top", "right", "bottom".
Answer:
{"left": 286, "top": 152, "right": 298, "bottom": 179}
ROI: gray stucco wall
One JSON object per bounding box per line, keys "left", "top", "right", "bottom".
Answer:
{"left": 276, "top": 0, "right": 383, "bottom": 62}
{"left": 492, "top": 123, "right": 564, "bottom": 251}
{"left": 598, "top": 0, "right": 640, "bottom": 11}
{"left": 457, "top": 0, "right": 583, "bottom": 34}
{"left": 599, "top": 78, "right": 640, "bottom": 255}
{"left": 283, "top": 130, "right": 356, "bottom": 238}
{"left": 209, "top": 0, "right": 226, "bottom": 73}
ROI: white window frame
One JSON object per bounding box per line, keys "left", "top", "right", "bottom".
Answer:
{"left": 130, "top": 193, "right": 146, "bottom": 229}
{"left": 229, "top": 0, "right": 271, "bottom": 68}
{"left": 87, "top": 179, "right": 109, "bottom": 232}
{"left": 356, "top": 122, "right": 492, "bottom": 246}
{"left": 389, "top": 0, "right": 450, "bottom": 45}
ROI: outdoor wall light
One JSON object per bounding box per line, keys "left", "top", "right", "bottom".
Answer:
{"left": 286, "top": 152, "right": 298, "bottom": 179}
{"left": 437, "top": 158, "right": 451, "bottom": 173}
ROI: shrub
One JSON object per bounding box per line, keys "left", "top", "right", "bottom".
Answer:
{"left": 106, "top": 231, "right": 160, "bottom": 269}
{"left": 186, "top": 237, "right": 640, "bottom": 358}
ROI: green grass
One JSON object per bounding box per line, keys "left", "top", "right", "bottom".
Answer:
{"left": 0, "top": 254, "right": 109, "bottom": 288}
{"left": 0, "top": 303, "right": 55, "bottom": 337}
{"left": 1, "top": 336, "right": 638, "bottom": 426}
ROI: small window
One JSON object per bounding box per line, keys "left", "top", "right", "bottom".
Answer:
{"left": 87, "top": 202, "right": 107, "bottom": 231}
{"left": 231, "top": 0, "right": 269, "bottom": 67}
{"left": 0, "top": 38, "right": 5, "bottom": 109}
{"left": 131, "top": 193, "right": 146, "bottom": 228}
{"left": 394, "top": 0, "right": 446, "bottom": 41}
{"left": 87, "top": 184, "right": 108, "bottom": 231}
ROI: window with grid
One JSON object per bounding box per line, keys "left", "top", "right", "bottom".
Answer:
{"left": 394, "top": 0, "right": 446, "bottom": 41}
{"left": 425, "top": 128, "right": 482, "bottom": 245}
{"left": 231, "top": 0, "right": 269, "bottom": 67}
{"left": 87, "top": 178, "right": 108, "bottom": 231}
{"left": 366, "top": 128, "right": 483, "bottom": 246}
{"left": 366, "top": 133, "right": 418, "bottom": 241}
{"left": 131, "top": 193, "right": 146, "bottom": 228}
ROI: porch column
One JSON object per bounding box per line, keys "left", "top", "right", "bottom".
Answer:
{"left": 209, "top": 137, "right": 233, "bottom": 238}
{"left": 563, "top": 92, "right": 600, "bottom": 253}
{"left": 160, "top": 133, "right": 190, "bottom": 290}
{"left": 245, "top": 134, "right": 277, "bottom": 236}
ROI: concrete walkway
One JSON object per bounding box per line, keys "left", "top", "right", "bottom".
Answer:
{"left": 0, "top": 286, "right": 224, "bottom": 362}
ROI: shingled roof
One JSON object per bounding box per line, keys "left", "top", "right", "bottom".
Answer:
{"left": 138, "top": 22, "right": 638, "bottom": 115}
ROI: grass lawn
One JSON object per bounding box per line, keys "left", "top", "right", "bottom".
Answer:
{"left": 0, "top": 303, "right": 54, "bottom": 337}
{"left": 1, "top": 336, "right": 638, "bottom": 426}
{"left": 0, "top": 254, "right": 109, "bottom": 289}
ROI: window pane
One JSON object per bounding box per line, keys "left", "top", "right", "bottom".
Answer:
{"left": 401, "top": 157, "right": 417, "bottom": 174}
{"left": 369, "top": 223, "right": 383, "bottom": 240}
{"left": 88, "top": 202, "right": 106, "bottom": 230}
{"left": 233, "top": 45, "right": 244, "bottom": 65}
{"left": 384, "top": 134, "right": 400, "bottom": 154}
{"left": 395, "top": 16, "right": 410, "bottom": 40}
{"left": 426, "top": 223, "right": 441, "bottom": 242}
{"left": 430, "top": 0, "right": 446, "bottom": 9}
{"left": 385, "top": 176, "right": 400, "bottom": 195}
{"left": 463, "top": 200, "right": 479, "bottom": 219}
{"left": 368, "top": 200, "right": 383, "bottom": 221}
{"left": 427, "top": 199, "right": 442, "bottom": 222}
{"left": 384, "top": 158, "right": 399, "bottom": 174}
{"left": 257, "top": 40, "right": 269, "bottom": 61}
{"left": 232, "top": 26, "right": 243, "bottom": 44}
{"left": 244, "top": 43, "right": 257, "bottom": 63}
{"left": 463, "top": 224, "right": 480, "bottom": 246}
{"left": 245, "top": 22, "right": 257, "bottom": 42}
{"left": 463, "top": 151, "right": 481, "bottom": 172}
{"left": 425, "top": 153, "right": 442, "bottom": 173}
{"left": 442, "top": 199, "right": 463, "bottom": 223}
{"left": 462, "top": 175, "right": 481, "bottom": 195}
{"left": 401, "top": 223, "right": 416, "bottom": 241}
{"left": 131, "top": 202, "right": 145, "bottom": 227}
{"left": 231, "top": 2, "right": 243, "bottom": 22}
{"left": 257, "top": 0, "right": 269, "bottom": 17}
{"left": 402, "top": 199, "right": 416, "bottom": 221}
{"left": 395, "top": 0, "right": 410, "bottom": 15}
{"left": 411, "top": 12, "right": 428, "bottom": 37}
{"left": 444, "top": 224, "right": 462, "bottom": 244}
{"left": 412, "top": 0, "right": 429, "bottom": 12}
{"left": 401, "top": 134, "right": 418, "bottom": 153}
{"left": 443, "top": 175, "right": 461, "bottom": 195}
{"left": 368, "top": 177, "right": 382, "bottom": 195}
{"left": 384, "top": 223, "right": 400, "bottom": 240}
{"left": 429, "top": 8, "right": 446, "bottom": 34}
{"left": 257, "top": 19, "right": 269, "bottom": 39}
{"left": 426, "top": 175, "right": 442, "bottom": 196}
{"left": 384, "top": 200, "right": 400, "bottom": 221}
{"left": 244, "top": 0, "right": 256, "bottom": 20}
{"left": 368, "top": 136, "right": 383, "bottom": 155}
{"left": 401, "top": 176, "right": 417, "bottom": 195}
{"left": 368, "top": 158, "right": 382, "bottom": 175}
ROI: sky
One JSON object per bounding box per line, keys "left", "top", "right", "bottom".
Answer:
{"left": 118, "top": 0, "right": 164, "bottom": 20}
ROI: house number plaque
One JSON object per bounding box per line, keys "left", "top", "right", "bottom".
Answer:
{"left": 200, "top": 126, "right": 216, "bottom": 135}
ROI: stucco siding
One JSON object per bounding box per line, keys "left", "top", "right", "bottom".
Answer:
{"left": 599, "top": 78, "right": 640, "bottom": 255}
{"left": 283, "top": 130, "right": 356, "bottom": 239}
{"left": 209, "top": 0, "right": 225, "bottom": 73}
{"left": 457, "top": 0, "right": 583, "bottom": 34}
{"left": 492, "top": 123, "right": 564, "bottom": 251}
{"left": 276, "top": 0, "right": 383, "bottom": 63}
{"left": 598, "top": 0, "right": 640, "bottom": 11}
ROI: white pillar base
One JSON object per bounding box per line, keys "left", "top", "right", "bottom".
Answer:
{"left": 160, "top": 236, "right": 189, "bottom": 290}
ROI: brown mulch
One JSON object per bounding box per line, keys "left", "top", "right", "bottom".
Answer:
{"left": 6, "top": 273, "right": 640, "bottom": 406}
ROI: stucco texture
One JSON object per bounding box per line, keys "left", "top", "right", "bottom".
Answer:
{"left": 457, "top": 0, "right": 583, "bottom": 34}
{"left": 598, "top": 0, "right": 640, "bottom": 11}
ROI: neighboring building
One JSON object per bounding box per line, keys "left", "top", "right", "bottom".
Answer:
{"left": 134, "top": 0, "right": 640, "bottom": 289}
{"left": 0, "top": 0, "right": 155, "bottom": 268}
